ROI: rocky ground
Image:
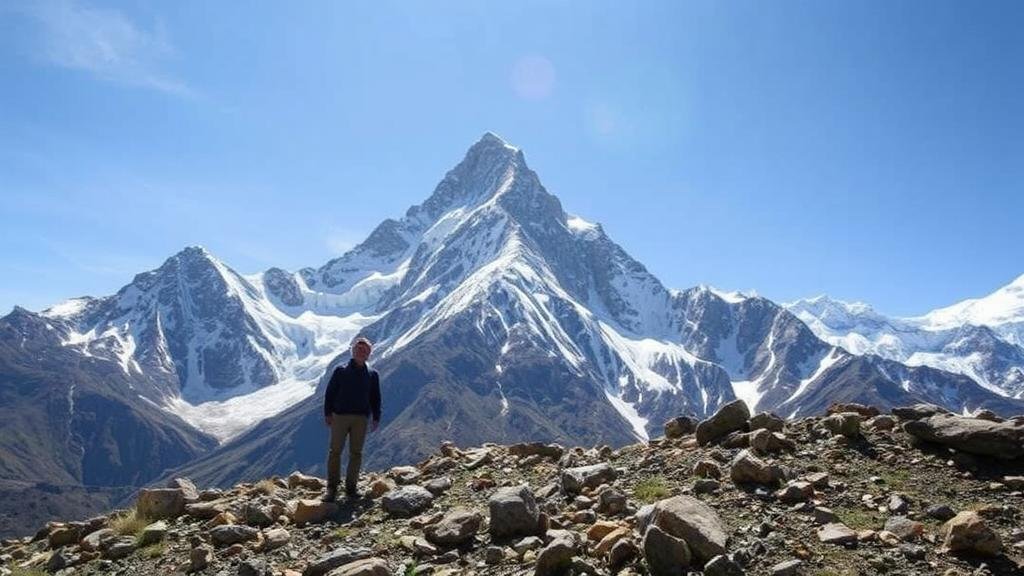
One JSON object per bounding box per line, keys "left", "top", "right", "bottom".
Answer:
{"left": 2, "top": 401, "right": 1023, "bottom": 576}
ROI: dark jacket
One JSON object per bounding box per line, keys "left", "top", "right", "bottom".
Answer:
{"left": 324, "top": 359, "right": 381, "bottom": 421}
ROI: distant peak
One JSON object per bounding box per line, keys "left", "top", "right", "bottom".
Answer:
{"left": 477, "top": 131, "right": 517, "bottom": 150}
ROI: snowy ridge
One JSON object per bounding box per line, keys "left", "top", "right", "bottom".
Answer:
{"left": 788, "top": 277, "right": 1024, "bottom": 399}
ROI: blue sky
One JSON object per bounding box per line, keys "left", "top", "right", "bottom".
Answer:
{"left": 1, "top": 0, "right": 1021, "bottom": 317}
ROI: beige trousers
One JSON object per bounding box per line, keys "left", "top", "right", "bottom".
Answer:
{"left": 326, "top": 414, "right": 368, "bottom": 492}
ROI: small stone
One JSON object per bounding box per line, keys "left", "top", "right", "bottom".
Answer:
{"left": 560, "top": 463, "right": 617, "bottom": 494}
{"left": 209, "top": 524, "right": 259, "bottom": 546}
{"left": 883, "top": 516, "right": 923, "bottom": 541}
{"left": 704, "top": 554, "right": 745, "bottom": 576}
{"left": 329, "top": 558, "right": 390, "bottom": 576}
{"left": 101, "top": 536, "right": 136, "bottom": 559}
{"left": 888, "top": 493, "right": 910, "bottom": 514}
{"left": 664, "top": 416, "right": 698, "bottom": 438}
{"left": 261, "top": 527, "right": 291, "bottom": 551}
{"left": 484, "top": 545, "right": 505, "bottom": 564}
{"left": 381, "top": 486, "right": 435, "bottom": 518}
{"left": 598, "top": 488, "right": 628, "bottom": 515}
{"left": 138, "top": 520, "right": 168, "bottom": 546}
{"left": 423, "top": 508, "right": 482, "bottom": 547}
{"left": 813, "top": 507, "right": 839, "bottom": 524}
{"left": 303, "top": 546, "right": 374, "bottom": 576}
{"left": 586, "top": 521, "right": 620, "bottom": 542}
{"left": 693, "top": 478, "right": 720, "bottom": 494}
{"left": 729, "top": 450, "right": 783, "bottom": 486}
{"left": 926, "top": 504, "right": 956, "bottom": 521}
{"left": 190, "top": 545, "right": 213, "bottom": 572}
{"left": 534, "top": 530, "right": 579, "bottom": 576}
{"left": 424, "top": 476, "right": 452, "bottom": 495}
{"left": 608, "top": 538, "right": 639, "bottom": 568}
{"left": 291, "top": 499, "right": 338, "bottom": 524}
{"left": 769, "top": 559, "right": 803, "bottom": 576}
{"left": 489, "top": 485, "right": 541, "bottom": 539}
{"left": 817, "top": 523, "right": 857, "bottom": 546}
{"left": 287, "top": 471, "right": 324, "bottom": 491}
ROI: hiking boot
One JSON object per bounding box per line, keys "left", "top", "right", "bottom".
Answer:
{"left": 322, "top": 487, "right": 337, "bottom": 503}
{"left": 345, "top": 487, "right": 360, "bottom": 499}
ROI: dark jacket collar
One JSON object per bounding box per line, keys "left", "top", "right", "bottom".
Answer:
{"left": 346, "top": 358, "right": 369, "bottom": 372}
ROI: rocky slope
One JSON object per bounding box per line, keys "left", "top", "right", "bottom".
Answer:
{"left": 4, "top": 403, "right": 1022, "bottom": 576}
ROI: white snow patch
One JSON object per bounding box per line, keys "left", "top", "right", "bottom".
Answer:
{"left": 730, "top": 380, "right": 762, "bottom": 413}
{"left": 42, "top": 298, "right": 89, "bottom": 318}
{"left": 605, "top": 390, "right": 649, "bottom": 441}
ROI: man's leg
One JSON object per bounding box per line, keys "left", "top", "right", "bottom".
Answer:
{"left": 325, "top": 415, "right": 349, "bottom": 498}
{"left": 344, "top": 415, "right": 369, "bottom": 495}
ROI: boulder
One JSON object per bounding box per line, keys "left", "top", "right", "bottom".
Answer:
{"left": 642, "top": 524, "right": 691, "bottom": 576}
{"left": 489, "top": 485, "right": 541, "bottom": 539}
{"left": 424, "top": 476, "right": 453, "bottom": 496}
{"left": 190, "top": 545, "right": 213, "bottom": 571}
{"left": 695, "top": 399, "right": 751, "bottom": 446}
{"left": 534, "top": 530, "right": 579, "bottom": 576}
{"left": 423, "top": 508, "right": 482, "bottom": 547}
{"left": 748, "top": 412, "right": 785, "bottom": 432}
{"left": 729, "top": 450, "right": 783, "bottom": 486}
{"left": 704, "top": 554, "right": 744, "bottom": 576}
{"left": 883, "top": 517, "right": 923, "bottom": 541}
{"left": 560, "top": 463, "right": 617, "bottom": 494}
{"left": 166, "top": 477, "right": 199, "bottom": 501}
{"left": 750, "top": 429, "right": 795, "bottom": 453}
{"left": 381, "top": 486, "right": 435, "bottom": 518}
{"left": 942, "top": 511, "right": 1002, "bottom": 556}
{"left": 209, "top": 524, "right": 259, "bottom": 546}
{"left": 261, "top": 527, "right": 291, "bottom": 551}
{"left": 822, "top": 412, "right": 861, "bottom": 438}
{"left": 664, "top": 416, "right": 698, "bottom": 438}
{"left": 643, "top": 495, "right": 727, "bottom": 564}
{"left": 287, "top": 471, "right": 325, "bottom": 491}
{"left": 903, "top": 413, "right": 1024, "bottom": 459}
{"left": 136, "top": 488, "right": 186, "bottom": 519}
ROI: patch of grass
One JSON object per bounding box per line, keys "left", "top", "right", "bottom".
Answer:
{"left": 139, "top": 541, "right": 166, "bottom": 558}
{"left": 873, "top": 468, "right": 910, "bottom": 490}
{"left": 835, "top": 507, "right": 882, "bottom": 530}
{"left": 404, "top": 560, "right": 419, "bottom": 576}
{"left": 9, "top": 567, "right": 48, "bottom": 576}
{"left": 332, "top": 526, "right": 353, "bottom": 539}
{"left": 633, "top": 476, "right": 670, "bottom": 503}
{"left": 110, "top": 509, "right": 151, "bottom": 539}
{"left": 252, "top": 479, "right": 278, "bottom": 496}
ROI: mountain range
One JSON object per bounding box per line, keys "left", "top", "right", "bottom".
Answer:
{"left": 2, "top": 133, "right": 1022, "bottom": 537}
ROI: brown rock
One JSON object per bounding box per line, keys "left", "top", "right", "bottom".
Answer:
{"left": 942, "top": 511, "right": 1002, "bottom": 556}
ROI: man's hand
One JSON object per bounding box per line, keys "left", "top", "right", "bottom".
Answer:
{"left": 325, "top": 414, "right": 333, "bottom": 428}
{"left": 370, "top": 419, "right": 379, "bottom": 433}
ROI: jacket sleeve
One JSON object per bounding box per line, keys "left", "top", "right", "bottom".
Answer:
{"left": 370, "top": 371, "right": 381, "bottom": 422}
{"left": 324, "top": 368, "right": 339, "bottom": 417}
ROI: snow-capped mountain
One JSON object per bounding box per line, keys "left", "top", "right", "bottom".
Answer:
{"left": 788, "top": 277, "right": 1024, "bottom": 399}
{"left": 4, "top": 133, "right": 1023, "bottom": 502}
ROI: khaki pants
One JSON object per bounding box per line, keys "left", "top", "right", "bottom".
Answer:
{"left": 327, "top": 414, "right": 368, "bottom": 492}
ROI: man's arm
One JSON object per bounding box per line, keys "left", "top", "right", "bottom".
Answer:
{"left": 370, "top": 371, "right": 381, "bottom": 426}
{"left": 324, "top": 367, "right": 340, "bottom": 420}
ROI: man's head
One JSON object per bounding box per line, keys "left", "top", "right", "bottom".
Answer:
{"left": 351, "top": 336, "right": 373, "bottom": 365}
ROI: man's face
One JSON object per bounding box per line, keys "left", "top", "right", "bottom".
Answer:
{"left": 352, "top": 341, "right": 372, "bottom": 363}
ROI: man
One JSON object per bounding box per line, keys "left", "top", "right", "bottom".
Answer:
{"left": 323, "top": 336, "right": 381, "bottom": 501}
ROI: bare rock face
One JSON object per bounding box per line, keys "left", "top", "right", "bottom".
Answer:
{"left": 695, "top": 400, "right": 750, "bottom": 446}
{"left": 942, "top": 511, "right": 1002, "bottom": 556}
{"left": 902, "top": 412, "right": 1024, "bottom": 459}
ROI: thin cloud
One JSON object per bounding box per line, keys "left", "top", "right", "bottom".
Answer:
{"left": 24, "top": 0, "right": 193, "bottom": 97}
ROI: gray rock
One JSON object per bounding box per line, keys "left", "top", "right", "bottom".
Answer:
{"left": 664, "top": 416, "right": 698, "bottom": 438}
{"left": 102, "top": 536, "right": 136, "bottom": 559}
{"left": 534, "top": 530, "right": 578, "bottom": 576}
{"left": 424, "top": 476, "right": 453, "bottom": 496}
{"left": 822, "top": 412, "right": 861, "bottom": 438}
{"left": 381, "top": 485, "right": 435, "bottom": 518}
{"left": 750, "top": 429, "right": 795, "bottom": 453}
{"left": 891, "top": 403, "right": 950, "bottom": 421}
{"left": 643, "top": 525, "right": 690, "bottom": 576}
{"left": 729, "top": 450, "right": 783, "bottom": 486}
{"left": 926, "top": 504, "right": 956, "bottom": 521}
{"left": 238, "top": 558, "right": 270, "bottom": 576}
{"left": 608, "top": 537, "right": 639, "bottom": 568}
{"left": 695, "top": 399, "right": 750, "bottom": 445}
{"left": 817, "top": 523, "right": 857, "bottom": 545}
{"left": 903, "top": 413, "right": 1024, "bottom": 459}
{"left": 560, "top": 463, "right": 617, "bottom": 494}
{"left": 488, "top": 484, "right": 541, "bottom": 539}
{"left": 509, "top": 442, "right": 565, "bottom": 460}
{"left": 190, "top": 545, "right": 213, "bottom": 572}
{"left": 704, "top": 554, "right": 744, "bottom": 576}
{"left": 883, "top": 516, "right": 923, "bottom": 541}
{"left": 244, "top": 502, "right": 276, "bottom": 527}
{"left": 302, "top": 546, "right": 373, "bottom": 576}
{"left": 329, "top": 558, "right": 390, "bottom": 576}
{"left": 769, "top": 559, "right": 803, "bottom": 576}
{"left": 262, "top": 527, "right": 291, "bottom": 550}
{"left": 749, "top": 412, "right": 785, "bottom": 432}
{"left": 138, "top": 520, "right": 168, "bottom": 546}
{"left": 598, "top": 488, "right": 628, "bottom": 515}
{"left": 644, "top": 495, "right": 727, "bottom": 564}
{"left": 423, "top": 508, "right": 482, "bottom": 547}
{"left": 80, "top": 528, "right": 115, "bottom": 552}
{"left": 209, "top": 524, "right": 260, "bottom": 546}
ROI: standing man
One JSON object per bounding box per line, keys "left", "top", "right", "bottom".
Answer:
{"left": 323, "top": 336, "right": 381, "bottom": 501}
